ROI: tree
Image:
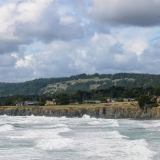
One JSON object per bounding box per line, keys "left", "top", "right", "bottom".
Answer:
{"left": 138, "top": 94, "right": 151, "bottom": 110}
{"left": 38, "top": 95, "right": 46, "bottom": 106}
{"left": 154, "top": 87, "right": 160, "bottom": 96}
{"left": 56, "top": 93, "right": 70, "bottom": 105}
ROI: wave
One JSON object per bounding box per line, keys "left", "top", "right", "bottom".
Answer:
{"left": 87, "top": 121, "right": 100, "bottom": 125}
{"left": 103, "top": 119, "right": 119, "bottom": 127}
{"left": 36, "top": 138, "right": 72, "bottom": 150}
{"left": 0, "top": 116, "right": 157, "bottom": 159}
{"left": 0, "top": 124, "right": 14, "bottom": 132}
{"left": 82, "top": 114, "right": 90, "bottom": 118}
{"left": 86, "top": 119, "right": 119, "bottom": 127}
{"left": 73, "top": 130, "right": 156, "bottom": 160}
{"left": 54, "top": 124, "right": 68, "bottom": 127}
{"left": 105, "top": 130, "right": 128, "bottom": 139}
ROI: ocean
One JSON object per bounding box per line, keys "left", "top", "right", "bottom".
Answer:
{"left": 0, "top": 115, "right": 159, "bottom": 160}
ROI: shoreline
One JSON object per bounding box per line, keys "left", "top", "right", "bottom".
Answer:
{"left": 0, "top": 102, "right": 160, "bottom": 119}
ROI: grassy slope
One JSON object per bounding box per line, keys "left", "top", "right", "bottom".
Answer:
{"left": 2, "top": 102, "right": 139, "bottom": 110}
{"left": 42, "top": 77, "right": 111, "bottom": 94}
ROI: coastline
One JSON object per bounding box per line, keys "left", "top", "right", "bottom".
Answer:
{"left": 0, "top": 102, "right": 160, "bottom": 119}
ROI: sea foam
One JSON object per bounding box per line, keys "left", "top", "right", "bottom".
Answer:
{"left": 0, "top": 124, "right": 14, "bottom": 132}
{"left": 0, "top": 115, "right": 158, "bottom": 160}
{"left": 37, "top": 138, "right": 72, "bottom": 150}
{"left": 82, "top": 114, "right": 90, "bottom": 118}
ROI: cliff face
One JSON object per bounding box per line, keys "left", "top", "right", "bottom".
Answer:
{"left": 1, "top": 105, "right": 160, "bottom": 119}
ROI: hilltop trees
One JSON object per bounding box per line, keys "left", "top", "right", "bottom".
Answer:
{"left": 1, "top": 73, "right": 160, "bottom": 96}
{"left": 56, "top": 93, "right": 70, "bottom": 105}
{"left": 0, "top": 85, "right": 160, "bottom": 106}
{"left": 154, "top": 87, "right": 160, "bottom": 96}
{"left": 138, "top": 95, "right": 151, "bottom": 110}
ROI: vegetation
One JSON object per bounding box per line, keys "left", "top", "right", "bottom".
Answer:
{"left": 0, "top": 86, "right": 159, "bottom": 108}
{"left": 1, "top": 73, "right": 160, "bottom": 96}
{"left": 138, "top": 95, "right": 151, "bottom": 110}
{"left": 0, "top": 73, "right": 160, "bottom": 108}
{"left": 56, "top": 93, "right": 70, "bottom": 105}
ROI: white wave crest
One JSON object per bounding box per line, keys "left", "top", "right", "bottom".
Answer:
{"left": 54, "top": 127, "right": 71, "bottom": 133}
{"left": 54, "top": 124, "right": 68, "bottom": 127}
{"left": 0, "top": 124, "right": 14, "bottom": 132}
{"left": 103, "top": 119, "right": 119, "bottom": 127}
{"left": 37, "top": 138, "right": 72, "bottom": 150}
{"left": 87, "top": 121, "right": 100, "bottom": 125}
{"left": 73, "top": 131, "right": 155, "bottom": 160}
{"left": 82, "top": 114, "right": 90, "bottom": 118}
{"left": 105, "top": 130, "right": 128, "bottom": 139}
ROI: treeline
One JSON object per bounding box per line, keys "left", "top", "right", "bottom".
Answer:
{"left": 1, "top": 86, "right": 160, "bottom": 106}
{"left": 1, "top": 73, "right": 160, "bottom": 96}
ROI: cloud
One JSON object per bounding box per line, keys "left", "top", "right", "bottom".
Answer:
{"left": 1, "top": 0, "right": 160, "bottom": 82}
{"left": 13, "top": 33, "right": 139, "bottom": 82}
{"left": 14, "top": 1, "right": 84, "bottom": 42}
{"left": 0, "top": 0, "right": 84, "bottom": 55}
{"left": 2, "top": 32, "right": 160, "bottom": 82}
{"left": 89, "top": 0, "right": 160, "bottom": 27}
{"left": 0, "top": 53, "right": 17, "bottom": 67}
{"left": 138, "top": 42, "right": 160, "bottom": 73}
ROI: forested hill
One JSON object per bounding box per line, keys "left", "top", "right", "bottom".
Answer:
{"left": 1, "top": 73, "right": 160, "bottom": 96}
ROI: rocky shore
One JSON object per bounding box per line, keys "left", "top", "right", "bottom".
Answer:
{"left": 0, "top": 103, "right": 160, "bottom": 119}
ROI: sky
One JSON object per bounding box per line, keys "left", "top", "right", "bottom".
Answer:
{"left": 1, "top": 0, "right": 160, "bottom": 82}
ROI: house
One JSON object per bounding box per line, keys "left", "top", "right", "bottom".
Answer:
{"left": 157, "top": 97, "right": 160, "bottom": 103}
{"left": 123, "top": 98, "right": 135, "bottom": 102}
{"left": 106, "top": 98, "right": 118, "bottom": 103}
{"left": 69, "top": 100, "right": 79, "bottom": 105}
{"left": 16, "top": 101, "right": 24, "bottom": 106}
{"left": 83, "top": 100, "right": 101, "bottom": 104}
{"left": 45, "top": 100, "right": 56, "bottom": 105}
{"left": 123, "top": 98, "right": 130, "bottom": 102}
{"left": 16, "top": 101, "right": 38, "bottom": 106}
{"left": 110, "top": 98, "right": 117, "bottom": 102}
{"left": 24, "top": 101, "right": 38, "bottom": 106}
{"left": 130, "top": 98, "right": 135, "bottom": 101}
{"left": 106, "top": 98, "right": 111, "bottom": 102}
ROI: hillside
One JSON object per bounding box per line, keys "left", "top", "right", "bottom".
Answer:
{"left": 1, "top": 73, "right": 160, "bottom": 96}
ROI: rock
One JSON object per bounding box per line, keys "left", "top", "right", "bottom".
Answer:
{"left": 0, "top": 105, "right": 160, "bottom": 119}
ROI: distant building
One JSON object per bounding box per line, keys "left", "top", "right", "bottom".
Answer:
{"left": 106, "top": 98, "right": 111, "bottom": 102}
{"left": 16, "top": 101, "right": 24, "bottom": 106}
{"left": 157, "top": 97, "right": 160, "bottom": 103}
{"left": 110, "top": 98, "right": 117, "bottom": 102}
{"left": 69, "top": 100, "right": 79, "bottom": 105}
{"left": 130, "top": 98, "right": 135, "bottom": 101}
{"left": 45, "top": 100, "right": 56, "bottom": 105}
{"left": 24, "top": 101, "right": 38, "bottom": 106}
{"left": 106, "top": 98, "right": 118, "bottom": 102}
{"left": 16, "top": 101, "right": 38, "bottom": 106}
{"left": 83, "top": 100, "right": 101, "bottom": 104}
{"left": 123, "top": 98, "right": 135, "bottom": 102}
{"left": 123, "top": 98, "right": 130, "bottom": 102}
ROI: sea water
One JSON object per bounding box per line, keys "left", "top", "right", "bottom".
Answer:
{"left": 0, "top": 115, "right": 159, "bottom": 160}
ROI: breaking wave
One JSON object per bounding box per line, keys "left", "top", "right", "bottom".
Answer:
{"left": 0, "top": 124, "right": 14, "bottom": 132}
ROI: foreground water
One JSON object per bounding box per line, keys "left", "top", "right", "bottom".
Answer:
{"left": 0, "top": 115, "right": 159, "bottom": 160}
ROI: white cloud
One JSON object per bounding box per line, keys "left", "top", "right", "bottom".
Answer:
{"left": 0, "top": 0, "right": 84, "bottom": 55}
{"left": 13, "top": 33, "right": 139, "bottom": 81}
{"left": 112, "top": 27, "right": 151, "bottom": 56}
{"left": 15, "top": 55, "right": 33, "bottom": 68}
{"left": 60, "top": 16, "right": 76, "bottom": 25}
{"left": 1, "top": 0, "right": 160, "bottom": 82}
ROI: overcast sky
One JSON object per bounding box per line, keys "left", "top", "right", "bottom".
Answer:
{"left": 1, "top": 0, "right": 160, "bottom": 82}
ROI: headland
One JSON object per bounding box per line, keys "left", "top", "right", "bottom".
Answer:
{"left": 1, "top": 102, "right": 160, "bottom": 119}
